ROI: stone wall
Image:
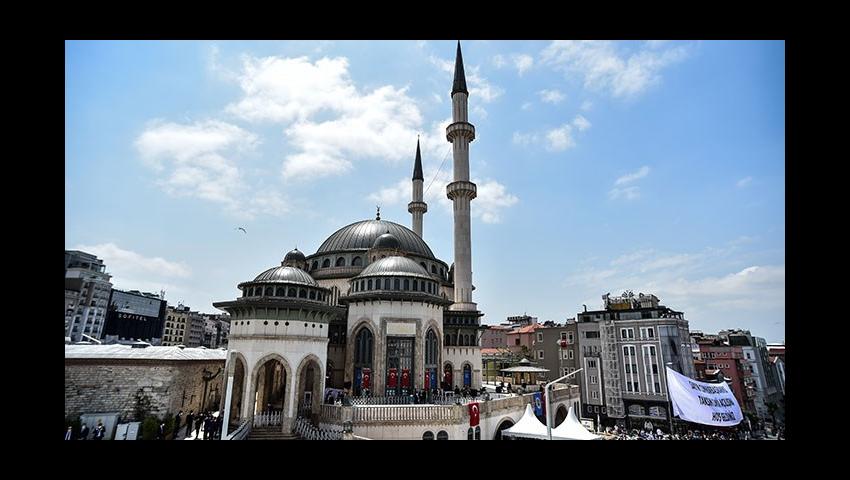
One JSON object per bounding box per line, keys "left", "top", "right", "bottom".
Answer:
{"left": 65, "top": 359, "right": 225, "bottom": 422}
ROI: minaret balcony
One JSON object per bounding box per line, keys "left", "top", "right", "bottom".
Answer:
{"left": 446, "top": 122, "right": 476, "bottom": 142}
{"left": 446, "top": 181, "right": 477, "bottom": 200}
{"left": 407, "top": 201, "right": 428, "bottom": 213}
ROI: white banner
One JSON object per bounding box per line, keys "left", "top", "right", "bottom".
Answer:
{"left": 666, "top": 367, "right": 742, "bottom": 427}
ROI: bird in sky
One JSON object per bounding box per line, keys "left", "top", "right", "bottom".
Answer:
{"left": 235, "top": 227, "right": 247, "bottom": 234}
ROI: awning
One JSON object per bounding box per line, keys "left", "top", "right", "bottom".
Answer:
{"left": 500, "top": 366, "right": 550, "bottom": 373}
{"left": 501, "top": 405, "right": 549, "bottom": 440}
{"left": 551, "top": 406, "right": 602, "bottom": 440}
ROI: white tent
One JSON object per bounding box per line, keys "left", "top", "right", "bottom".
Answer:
{"left": 551, "top": 406, "right": 602, "bottom": 440}
{"left": 501, "top": 404, "right": 549, "bottom": 440}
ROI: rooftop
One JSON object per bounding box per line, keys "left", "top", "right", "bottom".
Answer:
{"left": 65, "top": 344, "right": 227, "bottom": 361}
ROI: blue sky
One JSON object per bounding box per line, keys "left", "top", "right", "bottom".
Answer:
{"left": 65, "top": 40, "right": 785, "bottom": 342}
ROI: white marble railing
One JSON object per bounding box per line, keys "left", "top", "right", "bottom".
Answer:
{"left": 253, "top": 411, "right": 282, "bottom": 428}
{"left": 294, "top": 417, "right": 343, "bottom": 440}
{"left": 320, "top": 404, "right": 342, "bottom": 423}
{"left": 352, "top": 405, "right": 460, "bottom": 423}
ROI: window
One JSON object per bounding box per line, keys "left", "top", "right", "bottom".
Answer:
{"left": 374, "top": 278, "right": 382, "bottom": 290}
{"left": 537, "top": 350, "right": 544, "bottom": 360}
{"left": 591, "top": 391, "right": 599, "bottom": 400}
{"left": 394, "top": 278, "right": 400, "bottom": 290}
{"left": 322, "top": 258, "right": 331, "bottom": 268}
{"left": 620, "top": 328, "right": 634, "bottom": 339}
{"left": 514, "top": 338, "right": 520, "bottom": 346}
{"left": 560, "top": 332, "right": 567, "bottom": 340}
{"left": 537, "top": 333, "right": 543, "bottom": 342}
{"left": 299, "top": 289, "right": 307, "bottom": 298}
{"left": 584, "top": 331, "right": 599, "bottom": 339}
{"left": 352, "top": 256, "right": 363, "bottom": 267}
{"left": 431, "top": 265, "right": 437, "bottom": 274}
{"left": 404, "top": 279, "right": 409, "bottom": 290}
{"left": 590, "top": 375, "right": 597, "bottom": 384}
{"left": 437, "top": 431, "right": 449, "bottom": 440}
{"left": 568, "top": 350, "right": 574, "bottom": 360}
{"left": 587, "top": 359, "right": 597, "bottom": 368}
{"left": 311, "top": 261, "right": 319, "bottom": 270}
{"left": 367, "top": 279, "right": 372, "bottom": 290}
{"left": 413, "top": 280, "right": 418, "bottom": 291}
{"left": 336, "top": 257, "right": 346, "bottom": 267}
{"left": 422, "top": 431, "right": 434, "bottom": 440}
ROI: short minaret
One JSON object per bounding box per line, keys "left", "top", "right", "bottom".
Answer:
{"left": 446, "top": 41, "right": 477, "bottom": 312}
{"left": 408, "top": 137, "right": 427, "bottom": 237}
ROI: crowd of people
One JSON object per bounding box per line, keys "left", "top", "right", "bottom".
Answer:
{"left": 607, "top": 425, "right": 783, "bottom": 440}
{"left": 64, "top": 420, "right": 106, "bottom": 440}
{"left": 176, "top": 410, "right": 223, "bottom": 440}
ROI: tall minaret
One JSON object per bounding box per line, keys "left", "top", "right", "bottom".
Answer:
{"left": 446, "top": 41, "right": 477, "bottom": 312}
{"left": 408, "top": 137, "right": 427, "bottom": 237}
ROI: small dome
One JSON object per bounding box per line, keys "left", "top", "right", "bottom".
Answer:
{"left": 253, "top": 265, "right": 317, "bottom": 286}
{"left": 372, "top": 231, "right": 401, "bottom": 250}
{"left": 283, "top": 248, "right": 306, "bottom": 263}
{"left": 357, "top": 256, "right": 430, "bottom": 279}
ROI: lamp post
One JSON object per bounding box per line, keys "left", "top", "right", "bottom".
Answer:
{"left": 545, "top": 368, "right": 583, "bottom": 441}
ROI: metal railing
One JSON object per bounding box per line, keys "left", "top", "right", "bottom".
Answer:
{"left": 294, "top": 417, "right": 343, "bottom": 440}
{"left": 352, "top": 404, "right": 460, "bottom": 423}
{"left": 225, "top": 419, "right": 251, "bottom": 440}
{"left": 253, "top": 411, "right": 282, "bottom": 427}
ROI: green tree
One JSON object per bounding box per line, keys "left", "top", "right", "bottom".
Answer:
{"left": 141, "top": 416, "right": 159, "bottom": 440}
{"left": 133, "top": 389, "right": 153, "bottom": 422}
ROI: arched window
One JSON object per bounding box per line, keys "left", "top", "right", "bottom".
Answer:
{"left": 463, "top": 363, "right": 472, "bottom": 387}
{"left": 437, "top": 431, "right": 448, "bottom": 440}
{"left": 288, "top": 288, "right": 296, "bottom": 297}
{"left": 425, "top": 329, "right": 438, "bottom": 367}
{"left": 439, "top": 268, "right": 444, "bottom": 278}
{"left": 422, "top": 431, "right": 434, "bottom": 440}
{"left": 299, "top": 289, "right": 307, "bottom": 298}
{"left": 265, "top": 287, "right": 273, "bottom": 296}
{"left": 394, "top": 278, "right": 400, "bottom": 290}
{"left": 445, "top": 334, "right": 451, "bottom": 346}
{"left": 254, "top": 287, "right": 261, "bottom": 296}
{"left": 336, "top": 257, "right": 346, "bottom": 267}
{"left": 413, "top": 280, "right": 418, "bottom": 291}
{"left": 352, "top": 256, "right": 363, "bottom": 267}
{"left": 367, "top": 279, "right": 373, "bottom": 290}
{"left": 309, "top": 290, "right": 316, "bottom": 300}
{"left": 311, "top": 261, "right": 318, "bottom": 270}
{"left": 431, "top": 264, "right": 437, "bottom": 274}
{"left": 322, "top": 258, "right": 331, "bottom": 268}
{"left": 475, "top": 426, "right": 481, "bottom": 440}
{"left": 404, "top": 279, "right": 409, "bottom": 290}
{"left": 354, "top": 327, "right": 374, "bottom": 396}
{"left": 275, "top": 287, "right": 284, "bottom": 296}
{"left": 360, "top": 280, "right": 365, "bottom": 291}
{"left": 375, "top": 278, "right": 382, "bottom": 290}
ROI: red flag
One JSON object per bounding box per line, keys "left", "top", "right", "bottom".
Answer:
{"left": 401, "top": 368, "right": 410, "bottom": 388}
{"left": 469, "top": 402, "right": 480, "bottom": 427}
{"left": 424, "top": 370, "right": 431, "bottom": 389}
{"left": 362, "top": 368, "right": 371, "bottom": 389}
{"left": 388, "top": 368, "right": 398, "bottom": 388}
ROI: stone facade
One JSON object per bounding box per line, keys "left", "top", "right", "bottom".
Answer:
{"left": 65, "top": 358, "right": 225, "bottom": 421}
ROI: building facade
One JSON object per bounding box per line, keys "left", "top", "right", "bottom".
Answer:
{"left": 65, "top": 250, "right": 113, "bottom": 342}
{"left": 575, "top": 292, "right": 695, "bottom": 432}
{"left": 103, "top": 290, "right": 167, "bottom": 345}
{"left": 535, "top": 321, "right": 580, "bottom": 383}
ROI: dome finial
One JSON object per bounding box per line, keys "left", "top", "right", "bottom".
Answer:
{"left": 376, "top": 205, "right": 381, "bottom": 220}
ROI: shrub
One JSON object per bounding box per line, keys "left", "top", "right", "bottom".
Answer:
{"left": 141, "top": 416, "right": 159, "bottom": 440}
{"left": 164, "top": 414, "right": 175, "bottom": 438}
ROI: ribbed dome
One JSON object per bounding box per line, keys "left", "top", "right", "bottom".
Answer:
{"left": 373, "top": 232, "right": 401, "bottom": 250}
{"left": 317, "top": 219, "right": 435, "bottom": 258}
{"left": 357, "top": 256, "right": 430, "bottom": 279}
{"left": 283, "top": 248, "right": 306, "bottom": 263}
{"left": 253, "top": 266, "right": 317, "bottom": 286}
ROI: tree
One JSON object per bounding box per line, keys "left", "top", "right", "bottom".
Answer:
{"left": 133, "top": 389, "right": 154, "bottom": 422}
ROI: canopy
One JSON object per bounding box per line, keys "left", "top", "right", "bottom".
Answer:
{"left": 500, "top": 366, "right": 549, "bottom": 373}
{"left": 501, "top": 404, "right": 549, "bottom": 439}
{"left": 551, "top": 406, "right": 602, "bottom": 440}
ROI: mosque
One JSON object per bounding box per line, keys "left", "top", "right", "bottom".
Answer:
{"left": 213, "top": 42, "right": 486, "bottom": 432}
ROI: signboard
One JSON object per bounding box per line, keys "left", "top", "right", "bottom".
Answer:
{"left": 666, "top": 367, "right": 742, "bottom": 427}
{"left": 386, "top": 322, "right": 416, "bottom": 336}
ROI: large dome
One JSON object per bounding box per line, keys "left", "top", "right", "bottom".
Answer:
{"left": 253, "top": 266, "right": 317, "bottom": 286}
{"left": 316, "top": 220, "right": 435, "bottom": 258}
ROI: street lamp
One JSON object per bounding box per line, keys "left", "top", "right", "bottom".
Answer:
{"left": 544, "top": 368, "right": 583, "bottom": 441}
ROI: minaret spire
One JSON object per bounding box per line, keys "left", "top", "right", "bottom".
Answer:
{"left": 452, "top": 41, "right": 468, "bottom": 96}
{"left": 408, "top": 136, "right": 427, "bottom": 237}
{"left": 446, "top": 40, "right": 477, "bottom": 311}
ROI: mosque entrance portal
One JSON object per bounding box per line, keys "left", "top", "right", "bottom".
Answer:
{"left": 385, "top": 337, "right": 414, "bottom": 396}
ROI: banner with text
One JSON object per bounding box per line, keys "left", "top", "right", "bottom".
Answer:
{"left": 666, "top": 367, "right": 742, "bottom": 427}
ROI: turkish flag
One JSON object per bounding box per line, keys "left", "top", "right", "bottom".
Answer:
{"left": 469, "top": 402, "right": 480, "bottom": 427}
{"left": 362, "top": 368, "right": 371, "bottom": 389}
{"left": 388, "top": 368, "right": 398, "bottom": 388}
{"left": 424, "top": 370, "right": 431, "bottom": 389}
{"left": 401, "top": 368, "right": 410, "bottom": 388}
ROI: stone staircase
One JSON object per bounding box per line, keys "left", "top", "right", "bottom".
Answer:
{"left": 247, "top": 427, "right": 300, "bottom": 440}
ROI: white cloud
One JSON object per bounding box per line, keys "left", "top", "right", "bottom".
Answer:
{"left": 737, "top": 176, "right": 753, "bottom": 188}
{"left": 492, "top": 54, "right": 506, "bottom": 68}
{"left": 572, "top": 114, "right": 591, "bottom": 132}
{"left": 521, "top": 102, "right": 533, "bottom": 111}
{"left": 472, "top": 105, "right": 488, "bottom": 120}
{"left": 545, "top": 124, "right": 576, "bottom": 151}
{"left": 416, "top": 40, "right": 428, "bottom": 49}
{"left": 475, "top": 180, "right": 519, "bottom": 223}
{"left": 135, "top": 119, "right": 287, "bottom": 218}
{"left": 538, "top": 89, "right": 566, "bottom": 104}
{"left": 540, "top": 40, "right": 689, "bottom": 98}
{"left": 614, "top": 165, "right": 650, "bottom": 186}
{"left": 513, "top": 131, "right": 539, "bottom": 146}
{"left": 608, "top": 186, "right": 641, "bottom": 200}
{"left": 74, "top": 243, "right": 192, "bottom": 286}
{"left": 432, "top": 93, "right": 443, "bottom": 104}
{"left": 580, "top": 100, "right": 593, "bottom": 111}
{"left": 224, "top": 54, "right": 425, "bottom": 181}
{"left": 512, "top": 54, "right": 534, "bottom": 76}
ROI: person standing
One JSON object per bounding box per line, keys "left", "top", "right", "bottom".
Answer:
{"left": 79, "top": 423, "right": 89, "bottom": 441}
{"left": 93, "top": 421, "right": 106, "bottom": 440}
{"left": 203, "top": 415, "right": 212, "bottom": 440}
{"left": 65, "top": 426, "right": 74, "bottom": 440}
{"left": 157, "top": 421, "right": 165, "bottom": 440}
{"left": 173, "top": 411, "right": 183, "bottom": 439}
{"left": 194, "top": 413, "right": 203, "bottom": 439}
{"left": 185, "top": 411, "right": 194, "bottom": 438}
